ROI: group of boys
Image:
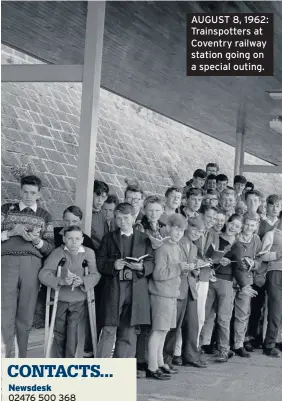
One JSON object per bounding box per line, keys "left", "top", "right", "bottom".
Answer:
{"left": 1, "top": 162, "right": 281, "bottom": 381}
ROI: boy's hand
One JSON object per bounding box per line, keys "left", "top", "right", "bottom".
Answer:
{"left": 192, "top": 268, "right": 200, "bottom": 278}
{"left": 242, "top": 285, "right": 258, "bottom": 298}
{"left": 114, "top": 259, "right": 126, "bottom": 270}
{"left": 128, "top": 262, "right": 143, "bottom": 272}
{"left": 180, "top": 263, "right": 195, "bottom": 272}
{"left": 9, "top": 224, "right": 27, "bottom": 238}
{"left": 59, "top": 276, "right": 73, "bottom": 286}
{"left": 220, "top": 257, "right": 231, "bottom": 267}
{"left": 242, "top": 257, "right": 254, "bottom": 271}
{"left": 72, "top": 276, "right": 83, "bottom": 289}
{"left": 25, "top": 231, "right": 41, "bottom": 244}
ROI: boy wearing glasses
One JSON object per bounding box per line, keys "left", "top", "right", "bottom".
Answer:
{"left": 124, "top": 183, "right": 144, "bottom": 224}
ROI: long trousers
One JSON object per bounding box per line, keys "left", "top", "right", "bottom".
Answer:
{"left": 52, "top": 300, "right": 85, "bottom": 358}
{"left": 232, "top": 287, "right": 251, "bottom": 349}
{"left": 196, "top": 281, "right": 209, "bottom": 346}
{"left": 247, "top": 283, "right": 266, "bottom": 342}
{"left": 97, "top": 282, "right": 137, "bottom": 358}
{"left": 164, "top": 292, "right": 199, "bottom": 365}
{"left": 201, "top": 279, "right": 234, "bottom": 352}
{"left": 264, "top": 271, "right": 282, "bottom": 349}
{"left": 1, "top": 255, "right": 41, "bottom": 357}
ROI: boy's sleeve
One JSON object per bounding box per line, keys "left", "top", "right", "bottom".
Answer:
{"left": 97, "top": 234, "right": 119, "bottom": 276}
{"left": 137, "top": 237, "right": 155, "bottom": 278}
{"left": 38, "top": 248, "right": 63, "bottom": 290}
{"left": 231, "top": 244, "right": 248, "bottom": 288}
{"left": 260, "top": 231, "right": 277, "bottom": 262}
{"left": 153, "top": 246, "right": 181, "bottom": 281}
{"left": 82, "top": 248, "right": 101, "bottom": 292}
{"left": 1, "top": 204, "right": 11, "bottom": 241}
{"left": 35, "top": 212, "right": 55, "bottom": 256}
{"left": 253, "top": 236, "right": 262, "bottom": 271}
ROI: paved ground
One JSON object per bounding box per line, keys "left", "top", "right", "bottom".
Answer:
{"left": 26, "top": 329, "right": 282, "bottom": 401}
{"left": 137, "top": 351, "right": 282, "bottom": 401}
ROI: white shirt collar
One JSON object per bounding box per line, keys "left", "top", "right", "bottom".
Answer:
{"left": 64, "top": 245, "right": 85, "bottom": 254}
{"left": 19, "top": 201, "right": 37, "bottom": 212}
{"left": 121, "top": 229, "right": 134, "bottom": 237}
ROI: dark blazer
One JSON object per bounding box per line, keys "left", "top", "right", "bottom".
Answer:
{"left": 54, "top": 227, "right": 95, "bottom": 251}
{"left": 178, "top": 237, "right": 198, "bottom": 301}
{"left": 97, "top": 228, "right": 154, "bottom": 327}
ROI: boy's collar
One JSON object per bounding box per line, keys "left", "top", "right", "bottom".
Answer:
{"left": 64, "top": 245, "right": 85, "bottom": 254}
{"left": 120, "top": 228, "right": 134, "bottom": 237}
{"left": 19, "top": 201, "right": 37, "bottom": 212}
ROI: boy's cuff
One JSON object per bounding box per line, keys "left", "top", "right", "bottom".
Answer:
{"left": 34, "top": 239, "right": 43, "bottom": 249}
{"left": 1, "top": 231, "right": 9, "bottom": 242}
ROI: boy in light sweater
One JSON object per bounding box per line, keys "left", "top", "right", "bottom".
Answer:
{"left": 39, "top": 226, "right": 100, "bottom": 358}
{"left": 147, "top": 214, "right": 188, "bottom": 380}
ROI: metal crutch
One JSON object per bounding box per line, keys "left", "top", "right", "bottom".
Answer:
{"left": 82, "top": 260, "right": 98, "bottom": 357}
{"left": 45, "top": 257, "right": 66, "bottom": 358}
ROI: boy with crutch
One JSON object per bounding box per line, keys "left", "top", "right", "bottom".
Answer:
{"left": 39, "top": 226, "right": 101, "bottom": 358}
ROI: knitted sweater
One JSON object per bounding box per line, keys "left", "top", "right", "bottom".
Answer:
{"left": 148, "top": 241, "right": 182, "bottom": 299}
{"left": 1, "top": 202, "right": 54, "bottom": 258}
{"left": 38, "top": 245, "right": 101, "bottom": 302}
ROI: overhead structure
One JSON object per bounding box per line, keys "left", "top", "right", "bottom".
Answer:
{"left": 2, "top": 1, "right": 282, "bottom": 226}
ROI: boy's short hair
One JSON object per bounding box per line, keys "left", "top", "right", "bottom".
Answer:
{"left": 266, "top": 194, "right": 281, "bottom": 205}
{"left": 21, "top": 175, "right": 42, "bottom": 190}
{"left": 227, "top": 213, "right": 244, "bottom": 223}
{"left": 165, "top": 186, "right": 182, "bottom": 197}
{"left": 124, "top": 184, "right": 144, "bottom": 198}
{"left": 206, "top": 189, "right": 218, "bottom": 196}
{"left": 188, "top": 216, "right": 205, "bottom": 230}
{"left": 63, "top": 205, "right": 83, "bottom": 220}
{"left": 115, "top": 202, "right": 135, "bottom": 216}
{"left": 104, "top": 194, "right": 119, "bottom": 205}
{"left": 207, "top": 174, "right": 217, "bottom": 181}
{"left": 144, "top": 195, "right": 163, "bottom": 208}
{"left": 220, "top": 188, "right": 235, "bottom": 198}
{"left": 193, "top": 169, "right": 207, "bottom": 179}
{"left": 206, "top": 162, "right": 219, "bottom": 172}
{"left": 203, "top": 206, "right": 218, "bottom": 214}
{"left": 64, "top": 225, "right": 83, "bottom": 235}
{"left": 186, "top": 188, "right": 203, "bottom": 199}
{"left": 245, "top": 190, "right": 262, "bottom": 200}
{"left": 234, "top": 175, "right": 247, "bottom": 185}
{"left": 216, "top": 174, "right": 228, "bottom": 183}
{"left": 245, "top": 181, "right": 254, "bottom": 190}
{"left": 94, "top": 180, "right": 109, "bottom": 195}
{"left": 167, "top": 214, "right": 187, "bottom": 230}
{"left": 243, "top": 212, "right": 260, "bottom": 223}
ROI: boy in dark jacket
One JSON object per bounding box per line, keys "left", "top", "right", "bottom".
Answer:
{"left": 96, "top": 203, "right": 154, "bottom": 358}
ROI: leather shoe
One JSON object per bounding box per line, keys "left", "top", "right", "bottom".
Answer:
{"left": 159, "top": 365, "right": 178, "bottom": 374}
{"left": 183, "top": 360, "right": 207, "bottom": 368}
{"left": 146, "top": 369, "right": 171, "bottom": 380}
{"left": 172, "top": 356, "right": 182, "bottom": 366}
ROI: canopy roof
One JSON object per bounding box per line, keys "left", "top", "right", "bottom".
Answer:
{"left": 2, "top": 1, "right": 282, "bottom": 165}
